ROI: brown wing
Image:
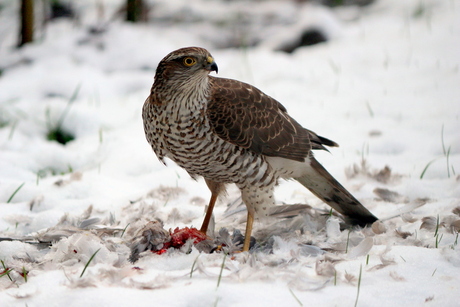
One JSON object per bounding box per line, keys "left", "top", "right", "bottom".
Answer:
{"left": 206, "top": 77, "right": 337, "bottom": 162}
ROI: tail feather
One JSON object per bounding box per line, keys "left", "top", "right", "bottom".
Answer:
{"left": 295, "top": 158, "right": 378, "bottom": 226}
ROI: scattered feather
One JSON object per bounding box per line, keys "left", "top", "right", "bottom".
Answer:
{"left": 54, "top": 172, "right": 83, "bottom": 187}
{"left": 79, "top": 218, "right": 101, "bottom": 229}
{"left": 128, "top": 221, "right": 171, "bottom": 262}
{"left": 395, "top": 228, "right": 412, "bottom": 239}
{"left": 345, "top": 160, "right": 401, "bottom": 184}
{"left": 374, "top": 252, "right": 397, "bottom": 270}
{"left": 373, "top": 188, "right": 409, "bottom": 203}
{"left": 288, "top": 277, "right": 330, "bottom": 291}
{"left": 147, "top": 186, "right": 186, "bottom": 202}
{"left": 401, "top": 213, "right": 418, "bottom": 223}
{"left": 3, "top": 285, "right": 38, "bottom": 298}
{"left": 389, "top": 271, "right": 406, "bottom": 282}
{"left": 269, "top": 204, "right": 312, "bottom": 218}
{"left": 379, "top": 200, "right": 428, "bottom": 222}
{"left": 298, "top": 244, "right": 325, "bottom": 257}
{"left": 344, "top": 272, "right": 357, "bottom": 285}
{"left": 420, "top": 216, "right": 437, "bottom": 231}
{"left": 371, "top": 221, "right": 387, "bottom": 234}
{"left": 448, "top": 219, "right": 460, "bottom": 233}
{"left": 452, "top": 207, "right": 460, "bottom": 217}
{"left": 347, "top": 238, "right": 374, "bottom": 259}
{"left": 326, "top": 217, "right": 342, "bottom": 239}
{"left": 315, "top": 259, "right": 336, "bottom": 278}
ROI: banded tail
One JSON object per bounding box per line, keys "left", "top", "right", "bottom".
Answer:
{"left": 295, "top": 158, "right": 378, "bottom": 226}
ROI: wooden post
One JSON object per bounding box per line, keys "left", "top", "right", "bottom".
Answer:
{"left": 19, "top": 0, "right": 34, "bottom": 47}
{"left": 126, "top": 0, "right": 140, "bottom": 22}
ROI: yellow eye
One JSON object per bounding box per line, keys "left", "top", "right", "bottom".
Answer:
{"left": 183, "top": 57, "right": 197, "bottom": 67}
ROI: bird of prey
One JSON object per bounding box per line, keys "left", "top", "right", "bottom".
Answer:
{"left": 143, "top": 47, "right": 377, "bottom": 252}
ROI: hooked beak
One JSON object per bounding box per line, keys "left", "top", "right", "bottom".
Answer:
{"left": 205, "top": 56, "right": 218, "bottom": 74}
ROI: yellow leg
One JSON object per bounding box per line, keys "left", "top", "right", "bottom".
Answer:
{"left": 200, "top": 192, "right": 218, "bottom": 234}
{"left": 242, "top": 212, "right": 254, "bottom": 252}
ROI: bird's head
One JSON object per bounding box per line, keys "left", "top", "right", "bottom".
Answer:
{"left": 155, "top": 47, "right": 218, "bottom": 82}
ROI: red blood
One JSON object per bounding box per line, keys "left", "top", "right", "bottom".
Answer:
{"left": 149, "top": 227, "right": 208, "bottom": 255}
{"left": 169, "top": 227, "right": 207, "bottom": 248}
{"left": 154, "top": 248, "right": 168, "bottom": 255}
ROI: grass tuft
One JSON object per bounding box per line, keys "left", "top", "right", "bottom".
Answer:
{"left": 421, "top": 124, "right": 456, "bottom": 179}
{"left": 36, "top": 165, "right": 74, "bottom": 183}
{"left": 47, "top": 127, "right": 75, "bottom": 145}
{"left": 46, "top": 84, "right": 81, "bottom": 145}
{"left": 441, "top": 124, "right": 454, "bottom": 178}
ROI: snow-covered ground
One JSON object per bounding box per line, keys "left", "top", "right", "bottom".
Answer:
{"left": 1, "top": 0, "right": 459, "bottom": 306}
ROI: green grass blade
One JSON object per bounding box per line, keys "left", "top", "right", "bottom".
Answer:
{"left": 346, "top": 230, "right": 351, "bottom": 253}
{"left": 216, "top": 253, "right": 227, "bottom": 288}
{"left": 57, "top": 83, "right": 81, "bottom": 129}
{"left": 190, "top": 254, "right": 200, "bottom": 278}
{"left": 1, "top": 260, "right": 13, "bottom": 281}
{"left": 289, "top": 288, "right": 303, "bottom": 306}
{"left": 446, "top": 146, "right": 451, "bottom": 178}
{"left": 7, "top": 182, "right": 25, "bottom": 203}
{"left": 441, "top": 124, "right": 446, "bottom": 155}
{"left": 420, "top": 159, "right": 436, "bottom": 179}
{"left": 21, "top": 267, "right": 28, "bottom": 282}
{"left": 80, "top": 248, "right": 101, "bottom": 278}
{"left": 354, "top": 264, "right": 363, "bottom": 307}
{"left": 120, "top": 223, "right": 130, "bottom": 238}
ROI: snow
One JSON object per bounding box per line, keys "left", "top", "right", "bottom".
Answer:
{"left": 1, "top": 0, "right": 459, "bottom": 306}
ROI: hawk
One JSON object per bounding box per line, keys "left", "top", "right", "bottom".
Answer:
{"left": 143, "top": 47, "right": 377, "bottom": 251}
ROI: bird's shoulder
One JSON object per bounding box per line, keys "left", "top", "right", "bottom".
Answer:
{"left": 206, "top": 76, "right": 312, "bottom": 162}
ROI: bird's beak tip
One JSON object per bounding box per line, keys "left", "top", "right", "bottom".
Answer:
{"left": 208, "top": 62, "right": 218, "bottom": 74}
{"left": 206, "top": 56, "right": 218, "bottom": 74}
